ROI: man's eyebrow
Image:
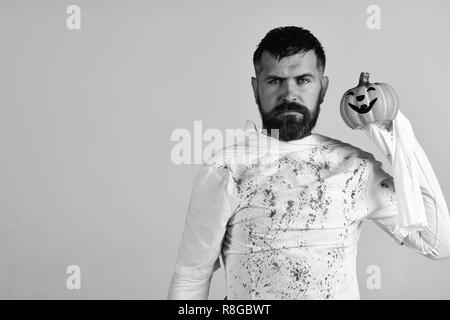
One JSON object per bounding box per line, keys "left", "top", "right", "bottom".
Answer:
{"left": 264, "top": 72, "right": 315, "bottom": 80}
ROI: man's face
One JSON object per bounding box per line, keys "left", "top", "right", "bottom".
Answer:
{"left": 251, "top": 50, "right": 329, "bottom": 141}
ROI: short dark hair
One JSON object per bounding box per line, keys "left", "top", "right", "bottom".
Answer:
{"left": 253, "top": 26, "right": 326, "bottom": 75}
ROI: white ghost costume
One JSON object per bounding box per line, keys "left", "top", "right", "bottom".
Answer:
{"left": 168, "top": 115, "right": 450, "bottom": 300}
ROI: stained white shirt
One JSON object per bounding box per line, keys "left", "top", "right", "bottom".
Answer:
{"left": 167, "top": 123, "right": 450, "bottom": 300}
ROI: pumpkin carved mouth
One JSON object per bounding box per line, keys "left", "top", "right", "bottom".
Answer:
{"left": 348, "top": 97, "right": 378, "bottom": 114}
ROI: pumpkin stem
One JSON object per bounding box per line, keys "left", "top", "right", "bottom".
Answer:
{"left": 358, "top": 72, "right": 370, "bottom": 86}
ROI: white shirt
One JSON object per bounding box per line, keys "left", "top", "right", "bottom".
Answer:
{"left": 167, "top": 122, "right": 450, "bottom": 300}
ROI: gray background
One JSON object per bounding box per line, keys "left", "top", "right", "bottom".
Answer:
{"left": 0, "top": 0, "right": 449, "bottom": 299}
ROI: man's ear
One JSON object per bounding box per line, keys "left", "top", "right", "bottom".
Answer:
{"left": 319, "top": 75, "right": 329, "bottom": 104}
{"left": 251, "top": 76, "right": 258, "bottom": 102}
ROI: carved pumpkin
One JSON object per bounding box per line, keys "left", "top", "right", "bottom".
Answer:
{"left": 340, "top": 72, "right": 399, "bottom": 130}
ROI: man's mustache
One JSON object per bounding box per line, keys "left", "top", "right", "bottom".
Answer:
{"left": 271, "top": 101, "right": 309, "bottom": 117}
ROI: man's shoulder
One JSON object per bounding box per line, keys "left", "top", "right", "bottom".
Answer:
{"left": 317, "top": 133, "right": 377, "bottom": 162}
{"left": 202, "top": 140, "right": 249, "bottom": 168}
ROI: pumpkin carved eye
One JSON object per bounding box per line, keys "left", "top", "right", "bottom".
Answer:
{"left": 346, "top": 92, "right": 354, "bottom": 96}
{"left": 367, "top": 87, "right": 376, "bottom": 91}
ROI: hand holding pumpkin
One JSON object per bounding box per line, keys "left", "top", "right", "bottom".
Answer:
{"left": 345, "top": 73, "right": 439, "bottom": 237}
{"left": 340, "top": 72, "right": 399, "bottom": 130}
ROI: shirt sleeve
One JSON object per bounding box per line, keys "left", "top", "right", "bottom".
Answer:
{"left": 167, "top": 162, "right": 234, "bottom": 299}
{"left": 365, "top": 156, "right": 450, "bottom": 260}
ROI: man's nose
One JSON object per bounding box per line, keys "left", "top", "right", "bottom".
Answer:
{"left": 281, "top": 95, "right": 298, "bottom": 103}
{"left": 281, "top": 80, "right": 299, "bottom": 102}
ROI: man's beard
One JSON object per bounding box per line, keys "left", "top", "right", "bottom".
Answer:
{"left": 257, "top": 96, "right": 321, "bottom": 142}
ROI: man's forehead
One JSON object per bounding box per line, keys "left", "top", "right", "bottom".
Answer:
{"left": 258, "top": 50, "right": 318, "bottom": 76}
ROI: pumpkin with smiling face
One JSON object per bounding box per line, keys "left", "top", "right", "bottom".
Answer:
{"left": 340, "top": 72, "right": 399, "bottom": 130}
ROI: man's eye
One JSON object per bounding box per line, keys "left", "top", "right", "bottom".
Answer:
{"left": 297, "top": 77, "right": 311, "bottom": 84}
{"left": 268, "top": 79, "right": 280, "bottom": 85}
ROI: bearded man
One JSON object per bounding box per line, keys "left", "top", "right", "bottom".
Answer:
{"left": 167, "top": 26, "right": 450, "bottom": 300}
